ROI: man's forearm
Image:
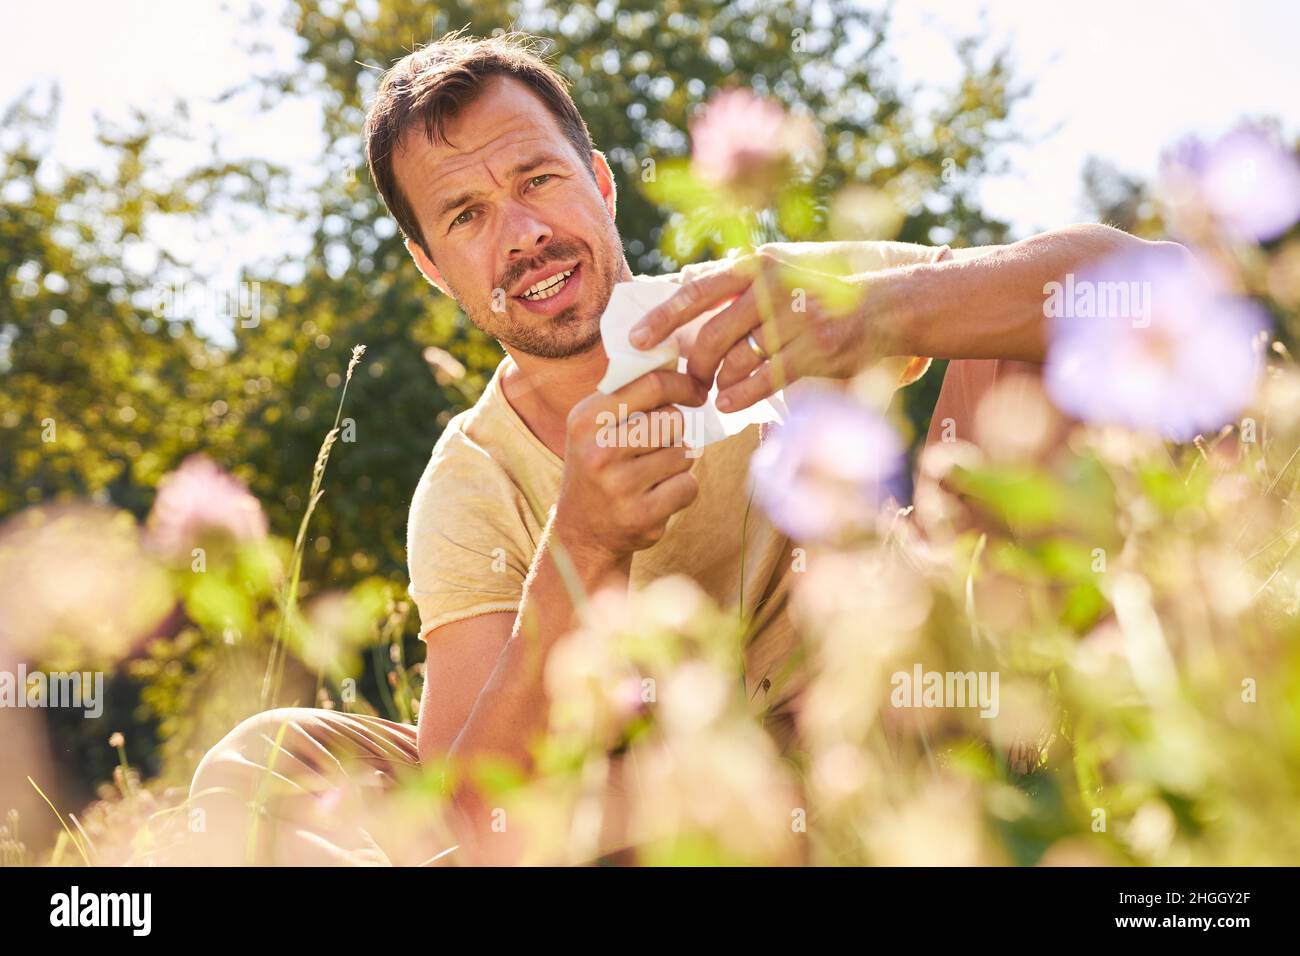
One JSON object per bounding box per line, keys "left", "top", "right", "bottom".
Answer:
{"left": 448, "top": 510, "right": 628, "bottom": 775}
{"left": 874, "top": 223, "right": 1156, "bottom": 363}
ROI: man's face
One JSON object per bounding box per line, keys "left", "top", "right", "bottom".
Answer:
{"left": 393, "top": 76, "right": 625, "bottom": 359}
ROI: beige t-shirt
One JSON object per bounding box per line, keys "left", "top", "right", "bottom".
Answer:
{"left": 406, "top": 241, "right": 947, "bottom": 738}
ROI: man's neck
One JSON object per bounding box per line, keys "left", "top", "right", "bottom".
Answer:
{"left": 500, "top": 258, "right": 634, "bottom": 458}
{"left": 503, "top": 343, "right": 609, "bottom": 421}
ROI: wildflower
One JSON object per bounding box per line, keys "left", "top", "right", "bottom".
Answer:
{"left": 749, "top": 391, "right": 906, "bottom": 542}
{"left": 0, "top": 504, "right": 171, "bottom": 663}
{"left": 1044, "top": 245, "right": 1269, "bottom": 441}
{"left": 145, "top": 455, "right": 268, "bottom": 560}
{"left": 108, "top": 733, "right": 125, "bottom": 749}
{"left": 1160, "top": 127, "right": 1300, "bottom": 243}
{"left": 690, "top": 88, "right": 821, "bottom": 204}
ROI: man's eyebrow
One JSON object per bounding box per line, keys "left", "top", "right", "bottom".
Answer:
{"left": 434, "top": 153, "right": 571, "bottom": 221}
{"left": 436, "top": 189, "right": 480, "bottom": 221}
{"left": 506, "top": 152, "right": 568, "bottom": 179}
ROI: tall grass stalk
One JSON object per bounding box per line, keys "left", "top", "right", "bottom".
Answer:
{"left": 27, "top": 776, "right": 90, "bottom": 866}
{"left": 261, "top": 344, "right": 366, "bottom": 710}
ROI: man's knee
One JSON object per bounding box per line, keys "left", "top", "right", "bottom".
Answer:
{"left": 190, "top": 707, "right": 317, "bottom": 800}
{"left": 184, "top": 706, "right": 421, "bottom": 865}
{"left": 183, "top": 707, "right": 335, "bottom": 865}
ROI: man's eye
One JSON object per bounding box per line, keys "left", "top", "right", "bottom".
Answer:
{"left": 451, "top": 209, "right": 475, "bottom": 228}
{"left": 527, "top": 174, "right": 552, "bottom": 189}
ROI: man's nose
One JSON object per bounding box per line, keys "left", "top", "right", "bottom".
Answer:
{"left": 502, "top": 203, "right": 552, "bottom": 258}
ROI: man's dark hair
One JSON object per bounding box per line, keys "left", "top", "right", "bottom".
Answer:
{"left": 364, "top": 30, "right": 597, "bottom": 256}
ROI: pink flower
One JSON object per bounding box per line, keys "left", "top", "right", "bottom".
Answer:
{"left": 146, "top": 455, "right": 268, "bottom": 560}
{"left": 614, "top": 674, "right": 651, "bottom": 720}
{"left": 690, "top": 88, "right": 821, "bottom": 201}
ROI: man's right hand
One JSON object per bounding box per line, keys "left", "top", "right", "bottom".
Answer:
{"left": 553, "top": 368, "right": 707, "bottom": 561}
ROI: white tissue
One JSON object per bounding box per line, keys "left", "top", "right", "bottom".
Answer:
{"left": 596, "top": 278, "right": 683, "bottom": 393}
{"left": 596, "top": 277, "right": 787, "bottom": 450}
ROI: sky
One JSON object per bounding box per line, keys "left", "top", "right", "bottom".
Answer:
{"left": 875, "top": 0, "right": 1300, "bottom": 231}
{"left": 5, "top": 0, "right": 1300, "bottom": 292}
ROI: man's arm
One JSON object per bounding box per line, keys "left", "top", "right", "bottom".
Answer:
{"left": 415, "top": 525, "right": 626, "bottom": 865}
{"left": 426, "top": 516, "right": 627, "bottom": 773}
{"left": 872, "top": 223, "right": 1188, "bottom": 363}
{"left": 741, "top": 223, "right": 1172, "bottom": 363}
{"left": 630, "top": 223, "right": 1188, "bottom": 410}
{"left": 417, "top": 613, "right": 515, "bottom": 759}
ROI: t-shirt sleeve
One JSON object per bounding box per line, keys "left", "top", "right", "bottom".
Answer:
{"left": 866, "top": 239, "right": 953, "bottom": 272}
{"left": 856, "top": 241, "right": 952, "bottom": 387}
{"left": 405, "top": 429, "right": 535, "bottom": 640}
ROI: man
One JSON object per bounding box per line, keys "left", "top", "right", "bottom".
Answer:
{"left": 188, "top": 31, "right": 1178, "bottom": 865}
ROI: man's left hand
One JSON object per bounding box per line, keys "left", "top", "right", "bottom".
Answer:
{"left": 629, "top": 245, "right": 898, "bottom": 412}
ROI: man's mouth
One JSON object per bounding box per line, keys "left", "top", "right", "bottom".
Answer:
{"left": 511, "top": 261, "right": 584, "bottom": 316}
{"left": 518, "top": 266, "right": 576, "bottom": 301}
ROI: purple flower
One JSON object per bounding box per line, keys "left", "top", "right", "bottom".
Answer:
{"left": 1161, "top": 127, "right": 1300, "bottom": 243}
{"left": 146, "top": 454, "right": 268, "bottom": 559}
{"left": 1044, "top": 246, "right": 1269, "bottom": 441}
{"left": 749, "top": 392, "right": 906, "bottom": 542}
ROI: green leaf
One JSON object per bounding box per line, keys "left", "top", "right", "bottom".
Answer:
{"left": 950, "top": 464, "right": 1066, "bottom": 532}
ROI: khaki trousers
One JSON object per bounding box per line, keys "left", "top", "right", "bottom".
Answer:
{"left": 186, "top": 707, "right": 431, "bottom": 866}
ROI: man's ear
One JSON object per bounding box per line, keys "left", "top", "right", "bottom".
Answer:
{"left": 591, "top": 149, "right": 618, "bottom": 220}
{"left": 405, "top": 237, "right": 453, "bottom": 296}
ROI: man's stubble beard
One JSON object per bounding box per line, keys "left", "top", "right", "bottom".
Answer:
{"left": 455, "top": 230, "right": 624, "bottom": 360}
